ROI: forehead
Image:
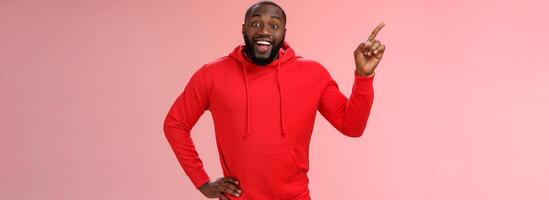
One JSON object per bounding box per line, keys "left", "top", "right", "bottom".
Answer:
{"left": 246, "top": 4, "right": 284, "bottom": 22}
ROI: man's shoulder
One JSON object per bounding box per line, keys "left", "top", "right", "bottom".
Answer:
{"left": 295, "top": 57, "right": 322, "bottom": 66}
{"left": 203, "top": 56, "right": 234, "bottom": 68}
{"left": 293, "top": 57, "right": 330, "bottom": 75}
{"left": 193, "top": 56, "right": 236, "bottom": 75}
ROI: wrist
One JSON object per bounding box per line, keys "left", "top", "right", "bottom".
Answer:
{"left": 355, "top": 69, "right": 375, "bottom": 77}
{"left": 198, "top": 180, "right": 211, "bottom": 190}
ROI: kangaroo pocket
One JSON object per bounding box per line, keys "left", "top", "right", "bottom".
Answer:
{"left": 237, "top": 146, "right": 308, "bottom": 199}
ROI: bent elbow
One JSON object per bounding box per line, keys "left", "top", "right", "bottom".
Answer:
{"left": 340, "top": 127, "right": 365, "bottom": 138}
{"left": 163, "top": 114, "right": 172, "bottom": 135}
{"left": 339, "top": 122, "right": 367, "bottom": 138}
{"left": 345, "top": 130, "right": 365, "bottom": 138}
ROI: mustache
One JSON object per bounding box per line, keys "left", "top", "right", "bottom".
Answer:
{"left": 253, "top": 35, "right": 274, "bottom": 41}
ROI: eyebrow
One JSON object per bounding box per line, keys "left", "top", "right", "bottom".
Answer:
{"left": 251, "top": 14, "right": 283, "bottom": 21}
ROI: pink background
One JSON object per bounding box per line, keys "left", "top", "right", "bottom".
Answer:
{"left": 1, "top": 0, "right": 548, "bottom": 199}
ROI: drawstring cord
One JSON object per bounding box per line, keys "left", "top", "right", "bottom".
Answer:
{"left": 277, "top": 62, "right": 288, "bottom": 137}
{"left": 242, "top": 64, "right": 251, "bottom": 138}
{"left": 240, "top": 59, "right": 289, "bottom": 138}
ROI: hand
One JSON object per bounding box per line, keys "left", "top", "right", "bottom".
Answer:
{"left": 354, "top": 22, "right": 386, "bottom": 77}
{"left": 198, "top": 177, "right": 242, "bottom": 199}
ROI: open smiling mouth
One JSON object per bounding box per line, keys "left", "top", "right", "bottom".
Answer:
{"left": 254, "top": 40, "right": 272, "bottom": 54}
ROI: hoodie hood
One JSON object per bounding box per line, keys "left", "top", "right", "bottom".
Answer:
{"left": 229, "top": 41, "right": 301, "bottom": 139}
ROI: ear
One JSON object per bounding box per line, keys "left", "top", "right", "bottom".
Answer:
{"left": 242, "top": 23, "right": 245, "bottom": 34}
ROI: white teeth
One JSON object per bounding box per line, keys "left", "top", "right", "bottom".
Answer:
{"left": 256, "top": 41, "right": 271, "bottom": 45}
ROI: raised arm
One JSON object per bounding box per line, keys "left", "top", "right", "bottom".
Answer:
{"left": 318, "top": 70, "right": 375, "bottom": 137}
{"left": 317, "top": 22, "right": 386, "bottom": 137}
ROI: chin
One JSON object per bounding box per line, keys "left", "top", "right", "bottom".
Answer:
{"left": 253, "top": 49, "right": 271, "bottom": 58}
{"left": 255, "top": 54, "right": 270, "bottom": 59}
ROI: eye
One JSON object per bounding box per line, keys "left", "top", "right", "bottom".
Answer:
{"left": 251, "top": 22, "right": 261, "bottom": 28}
{"left": 271, "top": 24, "right": 279, "bottom": 29}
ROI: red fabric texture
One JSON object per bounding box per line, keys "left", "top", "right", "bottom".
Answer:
{"left": 163, "top": 41, "right": 374, "bottom": 199}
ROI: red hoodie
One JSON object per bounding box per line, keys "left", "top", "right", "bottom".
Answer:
{"left": 163, "top": 41, "right": 374, "bottom": 199}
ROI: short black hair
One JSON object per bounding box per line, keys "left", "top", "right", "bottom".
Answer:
{"left": 244, "top": 1, "right": 286, "bottom": 24}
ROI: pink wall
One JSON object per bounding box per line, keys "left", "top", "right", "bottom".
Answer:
{"left": 1, "top": 0, "right": 548, "bottom": 199}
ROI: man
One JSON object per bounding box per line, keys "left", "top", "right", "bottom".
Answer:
{"left": 163, "top": 1, "right": 386, "bottom": 199}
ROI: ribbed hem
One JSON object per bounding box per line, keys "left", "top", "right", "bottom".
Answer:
{"left": 355, "top": 69, "right": 375, "bottom": 78}
{"left": 188, "top": 167, "right": 210, "bottom": 189}
{"left": 353, "top": 71, "right": 375, "bottom": 93}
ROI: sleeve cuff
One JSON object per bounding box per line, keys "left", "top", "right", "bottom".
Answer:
{"left": 353, "top": 70, "right": 374, "bottom": 93}
{"left": 188, "top": 167, "right": 211, "bottom": 189}
{"left": 355, "top": 70, "right": 375, "bottom": 79}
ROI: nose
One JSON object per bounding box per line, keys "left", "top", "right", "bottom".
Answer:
{"left": 258, "top": 24, "right": 271, "bottom": 35}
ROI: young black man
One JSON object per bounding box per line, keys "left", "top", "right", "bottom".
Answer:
{"left": 163, "top": 1, "right": 386, "bottom": 199}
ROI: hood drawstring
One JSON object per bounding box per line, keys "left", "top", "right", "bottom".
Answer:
{"left": 232, "top": 42, "right": 297, "bottom": 139}
{"left": 240, "top": 61, "right": 288, "bottom": 139}
{"left": 242, "top": 63, "right": 251, "bottom": 138}
{"left": 276, "top": 62, "right": 288, "bottom": 137}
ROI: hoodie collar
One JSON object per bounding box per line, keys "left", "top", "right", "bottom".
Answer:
{"left": 229, "top": 41, "right": 301, "bottom": 139}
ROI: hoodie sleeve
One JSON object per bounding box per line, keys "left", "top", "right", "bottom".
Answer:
{"left": 163, "top": 65, "right": 211, "bottom": 189}
{"left": 318, "top": 68, "right": 375, "bottom": 137}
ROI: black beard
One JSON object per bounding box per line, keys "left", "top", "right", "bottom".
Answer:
{"left": 243, "top": 33, "right": 285, "bottom": 66}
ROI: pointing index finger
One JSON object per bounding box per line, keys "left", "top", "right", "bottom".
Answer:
{"left": 368, "top": 22, "right": 385, "bottom": 41}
